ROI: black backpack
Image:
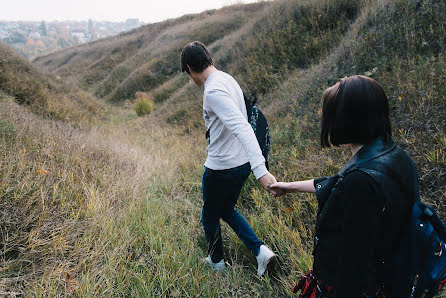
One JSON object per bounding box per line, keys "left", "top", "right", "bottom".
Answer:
{"left": 384, "top": 199, "right": 446, "bottom": 297}
{"left": 243, "top": 93, "right": 270, "bottom": 169}
{"left": 356, "top": 163, "right": 446, "bottom": 297}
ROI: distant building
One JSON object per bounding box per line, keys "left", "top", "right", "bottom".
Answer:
{"left": 1, "top": 19, "right": 145, "bottom": 57}
{"left": 29, "top": 32, "right": 41, "bottom": 40}
{"left": 6, "top": 23, "right": 18, "bottom": 29}
{"left": 0, "top": 29, "right": 9, "bottom": 39}
{"left": 125, "top": 18, "right": 140, "bottom": 29}
{"left": 71, "top": 30, "right": 86, "bottom": 43}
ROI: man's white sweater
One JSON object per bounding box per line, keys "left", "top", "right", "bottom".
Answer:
{"left": 203, "top": 70, "right": 268, "bottom": 180}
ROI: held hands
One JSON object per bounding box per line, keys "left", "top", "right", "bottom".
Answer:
{"left": 269, "top": 180, "right": 316, "bottom": 195}
{"left": 259, "top": 175, "right": 315, "bottom": 197}
{"left": 268, "top": 182, "right": 291, "bottom": 197}
{"left": 258, "top": 173, "right": 286, "bottom": 197}
{"left": 258, "top": 173, "right": 277, "bottom": 195}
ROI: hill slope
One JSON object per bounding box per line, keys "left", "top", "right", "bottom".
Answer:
{"left": 33, "top": 3, "right": 271, "bottom": 102}
{"left": 0, "top": 42, "right": 105, "bottom": 125}
{"left": 2, "top": 0, "right": 445, "bottom": 296}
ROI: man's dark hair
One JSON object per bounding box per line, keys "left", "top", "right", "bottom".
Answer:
{"left": 180, "top": 41, "right": 213, "bottom": 74}
{"left": 320, "top": 75, "right": 391, "bottom": 148}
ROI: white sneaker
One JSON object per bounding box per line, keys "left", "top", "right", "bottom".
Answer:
{"left": 203, "top": 256, "right": 226, "bottom": 272}
{"left": 256, "top": 245, "right": 277, "bottom": 276}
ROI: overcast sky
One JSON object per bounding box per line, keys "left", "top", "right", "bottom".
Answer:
{"left": 0, "top": 0, "right": 258, "bottom": 23}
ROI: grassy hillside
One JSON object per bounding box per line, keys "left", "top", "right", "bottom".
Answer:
{"left": 0, "top": 42, "right": 105, "bottom": 125}
{"left": 33, "top": 3, "right": 271, "bottom": 103}
{"left": 1, "top": 0, "right": 445, "bottom": 296}
{"left": 265, "top": 0, "right": 446, "bottom": 218}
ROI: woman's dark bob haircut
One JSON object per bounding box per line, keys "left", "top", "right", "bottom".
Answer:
{"left": 180, "top": 41, "right": 213, "bottom": 74}
{"left": 320, "top": 75, "right": 391, "bottom": 148}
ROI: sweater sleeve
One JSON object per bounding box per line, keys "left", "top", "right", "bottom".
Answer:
{"left": 205, "top": 88, "right": 268, "bottom": 179}
{"left": 335, "top": 170, "right": 385, "bottom": 297}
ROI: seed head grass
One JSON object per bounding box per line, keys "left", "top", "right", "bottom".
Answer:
{"left": 1, "top": 0, "right": 445, "bottom": 296}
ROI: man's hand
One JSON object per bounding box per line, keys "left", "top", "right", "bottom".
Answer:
{"left": 258, "top": 173, "right": 282, "bottom": 196}
{"left": 268, "top": 182, "right": 290, "bottom": 197}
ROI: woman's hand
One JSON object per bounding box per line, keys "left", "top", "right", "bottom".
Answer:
{"left": 268, "top": 182, "right": 291, "bottom": 197}
{"left": 269, "top": 179, "right": 316, "bottom": 195}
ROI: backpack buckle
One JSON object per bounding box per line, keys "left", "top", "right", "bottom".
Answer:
{"left": 424, "top": 207, "right": 434, "bottom": 217}
{"left": 435, "top": 242, "right": 444, "bottom": 257}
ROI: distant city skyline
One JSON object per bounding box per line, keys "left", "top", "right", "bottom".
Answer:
{"left": 0, "top": 0, "right": 258, "bottom": 23}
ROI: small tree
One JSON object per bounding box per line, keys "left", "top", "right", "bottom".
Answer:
{"left": 133, "top": 92, "right": 154, "bottom": 116}
{"left": 39, "top": 21, "right": 47, "bottom": 36}
{"left": 88, "top": 19, "right": 94, "bottom": 34}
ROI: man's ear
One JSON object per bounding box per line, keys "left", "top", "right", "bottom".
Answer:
{"left": 187, "top": 65, "right": 192, "bottom": 74}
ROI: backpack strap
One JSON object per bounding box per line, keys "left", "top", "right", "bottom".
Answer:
{"left": 345, "top": 158, "right": 420, "bottom": 205}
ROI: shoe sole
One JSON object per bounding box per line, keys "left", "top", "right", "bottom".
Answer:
{"left": 266, "top": 254, "right": 278, "bottom": 273}
{"left": 258, "top": 254, "right": 278, "bottom": 277}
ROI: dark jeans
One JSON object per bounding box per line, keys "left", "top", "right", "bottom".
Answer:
{"left": 201, "top": 162, "right": 263, "bottom": 263}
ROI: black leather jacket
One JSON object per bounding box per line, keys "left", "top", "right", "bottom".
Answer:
{"left": 312, "top": 136, "right": 418, "bottom": 296}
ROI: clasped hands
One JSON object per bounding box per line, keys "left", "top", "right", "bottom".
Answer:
{"left": 258, "top": 173, "right": 287, "bottom": 197}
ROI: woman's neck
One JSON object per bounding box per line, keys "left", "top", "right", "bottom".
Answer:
{"left": 350, "top": 143, "right": 364, "bottom": 156}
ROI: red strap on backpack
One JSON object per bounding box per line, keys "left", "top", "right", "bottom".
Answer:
{"left": 292, "top": 270, "right": 335, "bottom": 297}
{"left": 292, "top": 270, "right": 390, "bottom": 297}
{"left": 438, "top": 278, "right": 446, "bottom": 292}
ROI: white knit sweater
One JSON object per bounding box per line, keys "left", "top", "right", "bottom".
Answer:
{"left": 203, "top": 70, "right": 268, "bottom": 180}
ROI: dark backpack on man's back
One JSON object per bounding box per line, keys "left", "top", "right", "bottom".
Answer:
{"left": 243, "top": 93, "right": 270, "bottom": 169}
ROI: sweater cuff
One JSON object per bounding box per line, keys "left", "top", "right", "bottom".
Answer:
{"left": 253, "top": 164, "right": 269, "bottom": 180}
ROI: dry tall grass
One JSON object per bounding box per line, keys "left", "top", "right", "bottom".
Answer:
{"left": 0, "top": 42, "right": 106, "bottom": 126}
{"left": 2, "top": 94, "right": 304, "bottom": 295}
{"left": 1, "top": 96, "right": 205, "bottom": 295}
{"left": 2, "top": 0, "right": 445, "bottom": 296}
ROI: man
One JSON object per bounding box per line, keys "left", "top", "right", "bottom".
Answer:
{"left": 180, "top": 41, "right": 278, "bottom": 277}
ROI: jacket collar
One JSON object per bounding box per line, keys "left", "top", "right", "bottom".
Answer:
{"left": 339, "top": 136, "right": 396, "bottom": 175}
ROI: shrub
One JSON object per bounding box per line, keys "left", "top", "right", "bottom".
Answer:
{"left": 133, "top": 92, "right": 154, "bottom": 116}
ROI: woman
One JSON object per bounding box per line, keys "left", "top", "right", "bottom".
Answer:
{"left": 269, "top": 75, "right": 418, "bottom": 297}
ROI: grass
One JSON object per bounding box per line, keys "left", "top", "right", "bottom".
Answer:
{"left": 133, "top": 92, "right": 154, "bottom": 116}
{"left": 2, "top": 96, "right": 303, "bottom": 296}
{"left": 0, "top": 96, "right": 194, "bottom": 295}
{"left": 223, "top": 0, "right": 363, "bottom": 94}
{"left": 32, "top": 3, "right": 269, "bottom": 103}
{"left": 0, "top": 42, "right": 106, "bottom": 126}
{"left": 1, "top": 0, "right": 445, "bottom": 296}
{"left": 151, "top": 75, "right": 189, "bottom": 104}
